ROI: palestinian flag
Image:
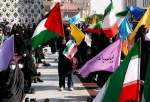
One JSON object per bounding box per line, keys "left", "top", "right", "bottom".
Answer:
{"left": 63, "top": 40, "right": 77, "bottom": 60}
{"left": 93, "top": 39, "right": 141, "bottom": 102}
{"left": 32, "top": 3, "right": 64, "bottom": 48}
{"left": 102, "top": 1, "right": 118, "bottom": 38}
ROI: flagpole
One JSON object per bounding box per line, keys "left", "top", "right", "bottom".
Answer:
{"left": 138, "top": 39, "right": 141, "bottom": 102}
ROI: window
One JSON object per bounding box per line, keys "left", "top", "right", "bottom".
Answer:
{"left": 143, "top": 0, "right": 150, "bottom": 7}
{"left": 126, "top": 0, "right": 137, "bottom": 6}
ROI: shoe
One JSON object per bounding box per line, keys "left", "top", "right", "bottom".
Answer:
{"left": 68, "top": 87, "right": 74, "bottom": 91}
{"left": 37, "top": 77, "right": 44, "bottom": 82}
{"left": 25, "top": 97, "right": 30, "bottom": 102}
{"left": 59, "top": 87, "right": 64, "bottom": 91}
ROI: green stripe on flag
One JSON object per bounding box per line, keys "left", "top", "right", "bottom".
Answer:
{"left": 32, "top": 30, "right": 59, "bottom": 48}
{"left": 63, "top": 40, "right": 74, "bottom": 54}
{"left": 116, "top": 9, "right": 129, "bottom": 17}
{"left": 103, "top": 0, "right": 113, "bottom": 18}
{"left": 94, "top": 21, "right": 102, "bottom": 28}
{"left": 101, "top": 40, "right": 141, "bottom": 102}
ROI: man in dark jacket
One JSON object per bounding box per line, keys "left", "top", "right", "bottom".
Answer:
{"left": 57, "top": 36, "right": 74, "bottom": 91}
{"left": 21, "top": 50, "right": 37, "bottom": 94}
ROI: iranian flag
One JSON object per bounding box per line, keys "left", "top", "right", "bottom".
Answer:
{"left": 32, "top": 3, "right": 64, "bottom": 48}
{"left": 85, "top": 21, "right": 102, "bottom": 34}
{"left": 63, "top": 40, "right": 77, "bottom": 60}
{"left": 93, "top": 40, "right": 141, "bottom": 102}
{"left": 102, "top": 1, "right": 118, "bottom": 38}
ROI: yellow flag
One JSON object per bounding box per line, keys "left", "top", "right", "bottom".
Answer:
{"left": 70, "top": 24, "right": 85, "bottom": 45}
{"left": 129, "top": 6, "right": 150, "bottom": 45}
{"left": 122, "top": 39, "right": 128, "bottom": 56}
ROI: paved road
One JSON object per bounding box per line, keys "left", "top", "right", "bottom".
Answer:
{"left": 23, "top": 52, "right": 90, "bottom": 102}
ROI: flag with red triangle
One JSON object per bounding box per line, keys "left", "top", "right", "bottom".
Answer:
{"left": 32, "top": 3, "right": 64, "bottom": 48}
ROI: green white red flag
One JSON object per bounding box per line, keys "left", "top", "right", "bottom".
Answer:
{"left": 93, "top": 40, "right": 141, "bottom": 102}
{"left": 102, "top": 1, "right": 119, "bottom": 38}
{"left": 63, "top": 40, "right": 77, "bottom": 60}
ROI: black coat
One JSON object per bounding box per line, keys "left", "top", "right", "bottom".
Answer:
{"left": 22, "top": 53, "right": 37, "bottom": 80}
{"left": 57, "top": 38, "right": 73, "bottom": 75}
{"left": 0, "top": 67, "right": 24, "bottom": 102}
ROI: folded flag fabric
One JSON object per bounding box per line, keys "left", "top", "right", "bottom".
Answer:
{"left": 102, "top": 0, "right": 119, "bottom": 38}
{"left": 32, "top": 3, "right": 64, "bottom": 48}
{"left": 93, "top": 40, "right": 141, "bottom": 102}
{"left": 129, "top": 6, "right": 150, "bottom": 45}
{"left": 116, "top": 9, "right": 129, "bottom": 17}
{"left": 122, "top": 38, "right": 129, "bottom": 56}
{"left": 84, "top": 24, "right": 101, "bottom": 34}
{"left": 119, "top": 17, "right": 132, "bottom": 41}
{"left": 79, "top": 39, "right": 121, "bottom": 77}
{"left": 69, "top": 13, "right": 80, "bottom": 24}
{"left": 128, "top": 6, "right": 146, "bottom": 20}
{"left": 94, "top": 21, "right": 102, "bottom": 34}
{"left": 0, "top": 35, "right": 14, "bottom": 72}
{"left": 70, "top": 24, "right": 85, "bottom": 45}
{"left": 85, "top": 34, "right": 92, "bottom": 47}
{"left": 63, "top": 40, "right": 77, "bottom": 60}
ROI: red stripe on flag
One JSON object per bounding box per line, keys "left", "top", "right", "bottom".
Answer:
{"left": 45, "top": 3, "right": 64, "bottom": 36}
{"left": 68, "top": 44, "right": 77, "bottom": 59}
{"left": 103, "top": 22, "right": 118, "bottom": 38}
{"left": 119, "top": 80, "right": 141, "bottom": 102}
{"left": 85, "top": 28, "right": 101, "bottom": 34}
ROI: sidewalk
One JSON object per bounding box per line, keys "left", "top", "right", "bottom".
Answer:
{"left": 23, "top": 53, "right": 92, "bottom": 102}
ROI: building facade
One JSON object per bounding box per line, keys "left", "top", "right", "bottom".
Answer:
{"left": 60, "top": 0, "right": 91, "bottom": 19}
{"left": 126, "top": 0, "right": 150, "bottom": 8}
{"left": 0, "top": 0, "right": 90, "bottom": 23}
{"left": 0, "top": 0, "right": 44, "bottom": 24}
{"left": 43, "top": 0, "right": 60, "bottom": 13}
{"left": 44, "top": 0, "right": 91, "bottom": 19}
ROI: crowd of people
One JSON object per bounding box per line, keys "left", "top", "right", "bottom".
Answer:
{"left": 57, "top": 22, "right": 150, "bottom": 102}
{"left": 0, "top": 22, "right": 45, "bottom": 102}
{"left": 0, "top": 21, "right": 114, "bottom": 101}
{"left": 0, "top": 19, "right": 150, "bottom": 102}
